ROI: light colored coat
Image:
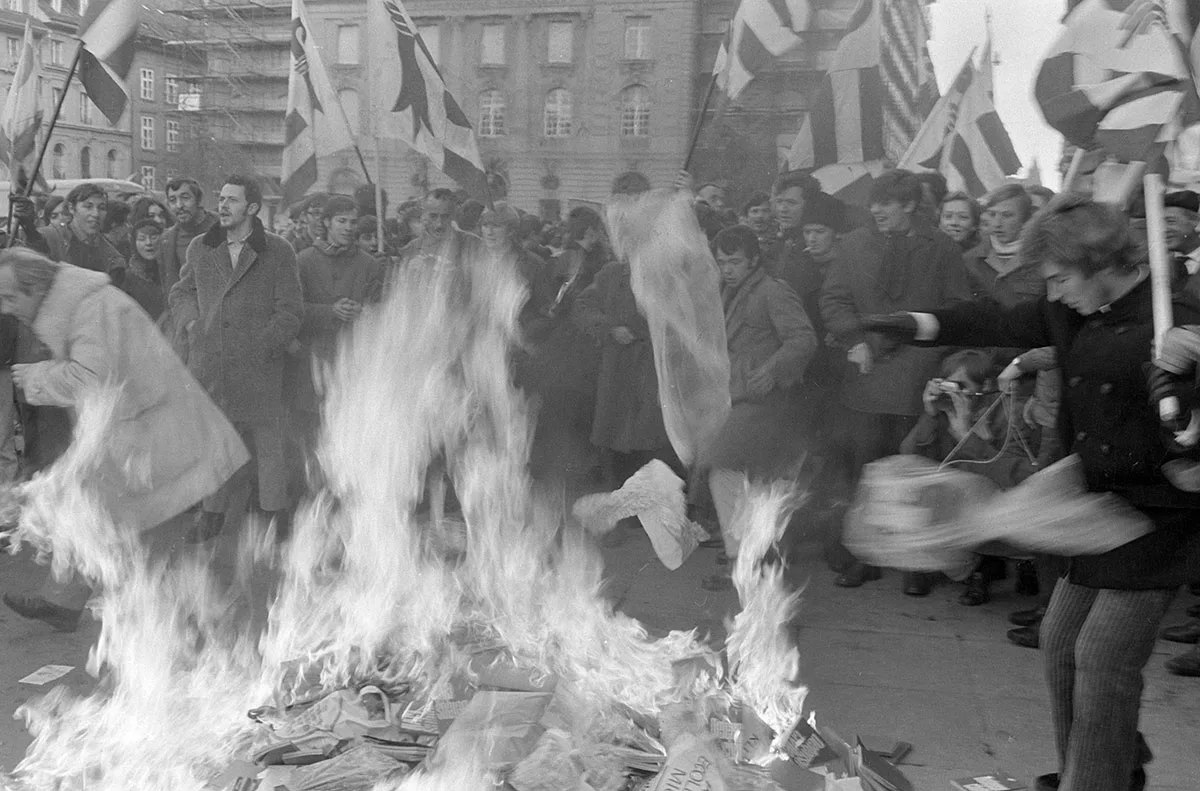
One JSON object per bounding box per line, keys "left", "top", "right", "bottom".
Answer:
{"left": 18, "top": 265, "right": 249, "bottom": 530}
{"left": 168, "top": 217, "right": 303, "bottom": 424}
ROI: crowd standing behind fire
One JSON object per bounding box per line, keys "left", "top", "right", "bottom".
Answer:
{"left": 2, "top": 169, "right": 1200, "bottom": 687}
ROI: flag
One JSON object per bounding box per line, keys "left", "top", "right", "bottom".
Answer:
{"left": 941, "top": 56, "right": 1022, "bottom": 197}
{"left": 282, "top": 0, "right": 358, "bottom": 209}
{"left": 1034, "top": 0, "right": 1195, "bottom": 163}
{"left": 0, "top": 20, "right": 43, "bottom": 180}
{"left": 368, "top": 0, "right": 488, "bottom": 201}
{"left": 897, "top": 51, "right": 976, "bottom": 172}
{"left": 76, "top": 0, "right": 140, "bottom": 125}
{"left": 786, "top": 0, "right": 883, "bottom": 170}
{"left": 713, "top": 0, "right": 814, "bottom": 100}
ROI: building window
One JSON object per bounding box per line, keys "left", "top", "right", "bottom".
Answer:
{"left": 141, "top": 116, "right": 155, "bottom": 150}
{"left": 48, "top": 38, "right": 62, "bottom": 65}
{"left": 543, "top": 89, "right": 572, "bottom": 137}
{"left": 336, "top": 25, "right": 359, "bottom": 65}
{"left": 80, "top": 146, "right": 91, "bottom": 179}
{"left": 165, "top": 77, "right": 178, "bottom": 106}
{"left": 179, "top": 80, "right": 201, "bottom": 112}
{"left": 7, "top": 37, "right": 19, "bottom": 64}
{"left": 79, "top": 92, "right": 93, "bottom": 124}
{"left": 621, "top": 85, "right": 650, "bottom": 136}
{"left": 140, "top": 165, "right": 156, "bottom": 191}
{"left": 166, "top": 119, "right": 180, "bottom": 152}
{"left": 52, "top": 143, "right": 65, "bottom": 179}
{"left": 140, "top": 68, "right": 154, "bottom": 101}
{"left": 624, "top": 17, "right": 651, "bottom": 59}
{"left": 478, "top": 89, "right": 505, "bottom": 137}
{"left": 337, "top": 88, "right": 360, "bottom": 132}
{"left": 547, "top": 21, "right": 573, "bottom": 63}
{"left": 418, "top": 25, "right": 440, "bottom": 66}
{"left": 5, "top": 1, "right": 28, "bottom": 13}
{"left": 51, "top": 87, "right": 61, "bottom": 109}
{"left": 481, "top": 24, "right": 505, "bottom": 66}
{"left": 106, "top": 149, "right": 118, "bottom": 179}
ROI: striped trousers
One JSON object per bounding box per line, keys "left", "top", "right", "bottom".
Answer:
{"left": 1042, "top": 579, "right": 1175, "bottom": 791}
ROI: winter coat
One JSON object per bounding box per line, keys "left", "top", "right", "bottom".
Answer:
{"left": 17, "top": 265, "right": 248, "bottom": 531}
{"left": 931, "top": 280, "right": 1200, "bottom": 589}
{"left": 38, "top": 224, "right": 126, "bottom": 279}
{"left": 573, "top": 260, "right": 670, "bottom": 453}
{"left": 523, "top": 242, "right": 607, "bottom": 398}
{"left": 158, "top": 211, "right": 217, "bottom": 303}
{"left": 289, "top": 241, "right": 383, "bottom": 413}
{"left": 821, "top": 222, "right": 969, "bottom": 416}
{"left": 168, "top": 217, "right": 303, "bottom": 425}
{"left": 702, "top": 266, "right": 816, "bottom": 477}
{"left": 766, "top": 231, "right": 839, "bottom": 392}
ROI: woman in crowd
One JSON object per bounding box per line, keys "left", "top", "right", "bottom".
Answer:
{"left": 701, "top": 225, "right": 815, "bottom": 589}
{"left": 939, "top": 191, "right": 982, "bottom": 251}
{"left": 40, "top": 196, "right": 70, "bottom": 230}
{"left": 122, "top": 219, "right": 165, "bottom": 319}
{"left": 130, "top": 195, "right": 173, "bottom": 229}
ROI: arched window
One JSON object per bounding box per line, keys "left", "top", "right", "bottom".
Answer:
{"left": 337, "top": 88, "right": 360, "bottom": 133}
{"left": 106, "top": 149, "right": 118, "bottom": 178}
{"left": 52, "top": 143, "right": 65, "bottom": 179}
{"left": 80, "top": 146, "right": 91, "bottom": 178}
{"left": 620, "top": 85, "right": 650, "bottom": 137}
{"left": 478, "top": 89, "right": 505, "bottom": 137}
{"left": 543, "top": 88, "right": 572, "bottom": 138}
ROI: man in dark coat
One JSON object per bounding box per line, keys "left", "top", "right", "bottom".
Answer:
{"left": 860, "top": 195, "right": 1200, "bottom": 791}
{"left": 819, "top": 169, "right": 970, "bottom": 593}
{"left": 160, "top": 177, "right": 217, "bottom": 305}
{"left": 169, "top": 174, "right": 303, "bottom": 542}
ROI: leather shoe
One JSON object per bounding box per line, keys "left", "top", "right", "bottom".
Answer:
{"left": 3, "top": 593, "right": 82, "bottom": 632}
{"left": 834, "top": 563, "right": 881, "bottom": 588}
{"left": 1160, "top": 619, "right": 1200, "bottom": 644}
{"left": 902, "top": 571, "right": 932, "bottom": 597}
{"left": 1186, "top": 602, "right": 1200, "bottom": 619}
{"left": 1165, "top": 646, "right": 1200, "bottom": 676}
{"left": 1009, "top": 606, "right": 1046, "bottom": 627}
{"left": 1007, "top": 625, "right": 1040, "bottom": 649}
{"left": 958, "top": 572, "right": 990, "bottom": 606}
{"left": 1035, "top": 768, "right": 1145, "bottom": 791}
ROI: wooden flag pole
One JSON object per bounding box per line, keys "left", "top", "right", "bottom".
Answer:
{"left": 682, "top": 71, "right": 720, "bottom": 173}
{"left": 1061, "top": 147, "right": 1086, "bottom": 192}
{"left": 6, "top": 44, "right": 82, "bottom": 247}
{"left": 375, "top": 135, "right": 385, "bottom": 254}
{"left": 1144, "top": 172, "right": 1179, "bottom": 422}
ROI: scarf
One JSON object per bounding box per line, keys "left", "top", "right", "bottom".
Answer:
{"left": 988, "top": 236, "right": 1022, "bottom": 276}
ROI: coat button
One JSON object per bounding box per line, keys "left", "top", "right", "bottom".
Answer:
{"left": 1076, "top": 431, "right": 1087, "bottom": 441}
{"left": 1069, "top": 376, "right": 1082, "bottom": 387}
{"left": 1100, "top": 383, "right": 1114, "bottom": 394}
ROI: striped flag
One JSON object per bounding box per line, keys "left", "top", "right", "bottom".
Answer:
{"left": 0, "top": 20, "right": 43, "bottom": 180}
{"left": 897, "top": 51, "right": 976, "bottom": 172}
{"left": 1034, "top": 0, "right": 1195, "bottom": 163}
{"left": 941, "top": 58, "right": 1022, "bottom": 197}
{"left": 281, "top": 0, "right": 357, "bottom": 209}
{"left": 369, "top": 0, "right": 489, "bottom": 201}
{"left": 76, "top": 0, "right": 140, "bottom": 125}
{"left": 713, "top": 0, "right": 814, "bottom": 100}
{"left": 786, "top": 0, "right": 883, "bottom": 170}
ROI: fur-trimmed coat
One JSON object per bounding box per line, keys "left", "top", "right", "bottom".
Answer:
{"left": 168, "top": 217, "right": 303, "bottom": 424}
{"left": 18, "top": 265, "right": 249, "bottom": 530}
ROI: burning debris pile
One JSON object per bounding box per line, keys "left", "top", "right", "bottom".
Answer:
{"left": 1, "top": 217, "right": 910, "bottom": 791}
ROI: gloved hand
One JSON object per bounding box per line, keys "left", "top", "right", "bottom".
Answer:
{"left": 860, "top": 311, "right": 919, "bottom": 341}
{"left": 1156, "top": 326, "right": 1200, "bottom": 375}
{"left": 1147, "top": 364, "right": 1192, "bottom": 432}
{"left": 8, "top": 194, "right": 38, "bottom": 236}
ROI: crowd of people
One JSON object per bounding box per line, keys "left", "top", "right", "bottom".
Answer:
{"left": 0, "top": 163, "right": 1198, "bottom": 791}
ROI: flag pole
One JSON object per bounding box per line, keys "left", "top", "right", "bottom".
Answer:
{"left": 375, "top": 135, "right": 385, "bottom": 254}
{"left": 1145, "top": 171, "right": 1179, "bottom": 422}
{"left": 7, "top": 43, "right": 81, "bottom": 247}
{"left": 1061, "top": 148, "right": 1086, "bottom": 192}
{"left": 683, "top": 71, "right": 720, "bottom": 173}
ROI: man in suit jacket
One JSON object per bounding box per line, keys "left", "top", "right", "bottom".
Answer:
{"left": 168, "top": 174, "right": 302, "bottom": 542}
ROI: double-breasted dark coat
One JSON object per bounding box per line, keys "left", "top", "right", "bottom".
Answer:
{"left": 932, "top": 281, "right": 1200, "bottom": 590}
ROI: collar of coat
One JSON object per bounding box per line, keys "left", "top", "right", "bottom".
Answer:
{"left": 200, "top": 216, "right": 268, "bottom": 253}
{"left": 32, "top": 263, "right": 110, "bottom": 358}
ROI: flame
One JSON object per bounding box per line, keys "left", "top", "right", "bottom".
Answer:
{"left": 2, "top": 228, "right": 806, "bottom": 789}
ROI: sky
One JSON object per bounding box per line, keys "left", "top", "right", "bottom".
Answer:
{"left": 926, "top": 0, "right": 1066, "bottom": 189}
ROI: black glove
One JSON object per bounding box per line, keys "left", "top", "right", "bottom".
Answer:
{"left": 1147, "top": 364, "right": 1192, "bottom": 432}
{"left": 860, "top": 311, "right": 919, "bottom": 341}
{"left": 8, "top": 195, "right": 39, "bottom": 236}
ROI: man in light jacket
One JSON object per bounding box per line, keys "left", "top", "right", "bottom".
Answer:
{"left": 0, "top": 249, "right": 249, "bottom": 631}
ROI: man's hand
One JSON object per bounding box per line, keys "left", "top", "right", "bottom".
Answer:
{"left": 747, "top": 366, "right": 775, "bottom": 397}
{"left": 10, "top": 363, "right": 28, "bottom": 390}
{"left": 611, "top": 326, "right": 636, "bottom": 345}
{"left": 332, "top": 298, "right": 361, "bottom": 322}
{"left": 9, "top": 195, "right": 35, "bottom": 222}
{"left": 847, "top": 342, "right": 873, "bottom": 375}
{"left": 860, "top": 311, "right": 919, "bottom": 341}
{"left": 1156, "top": 326, "right": 1200, "bottom": 375}
{"left": 946, "top": 390, "right": 974, "bottom": 441}
{"left": 1147, "top": 364, "right": 1192, "bottom": 431}
{"left": 997, "top": 358, "right": 1024, "bottom": 393}
{"left": 673, "top": 170, "right": 695, "bottom": 194}
{"left": 921, "top": 378, "right": 944, "bottom": 416}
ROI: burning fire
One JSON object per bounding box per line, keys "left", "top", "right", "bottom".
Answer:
{"left": 1, "top": 229, "right": 806, "bottom": 790}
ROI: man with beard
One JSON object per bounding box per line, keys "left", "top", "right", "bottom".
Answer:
{"left": 169, "top": 174, "right": 302, "bottom": 543}
{"left": 160, "top": 178, "right": 217, "bottom": 303}
{"left": 390, "top": 188, "right": 467, "bottom": 291}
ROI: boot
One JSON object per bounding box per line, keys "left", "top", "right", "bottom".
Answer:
{"left": 1007, "top": 625, "right": 1040, "bottom": 649}
{"left": 1165, "top": 646, "right": 1200, "bottom": 676}
{"left": 902, "top": 571, "right": 932, "bottom": 597}
{"left": 1015, "top": 559, "right": 1039, "bottom": 596}
{"left": 1160, "top": 619, "right": 1200, "bottom": 644}
{"left": 958, "top": 572, "right": 990, "bottom": 606}
{"left": 1009, "top": 605, "right": 1047, "bottom": 627}
{"left": 3, "top": 593, "right": 81, "bottom": 632}
{"left": 834, "top": 562, "right": 881, "bottom": 588}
